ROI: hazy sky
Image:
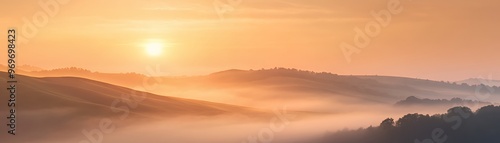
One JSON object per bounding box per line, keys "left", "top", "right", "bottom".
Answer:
{"left": 1, "top": 0, "right": 499, "bottom": 81}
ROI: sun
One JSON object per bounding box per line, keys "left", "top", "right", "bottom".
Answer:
{"left": 145, "top": 42, "right": 163, "bottom": 57}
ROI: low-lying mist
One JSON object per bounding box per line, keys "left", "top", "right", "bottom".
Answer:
{"left": 2, "top": 69, "right": 499, "bottom": 143}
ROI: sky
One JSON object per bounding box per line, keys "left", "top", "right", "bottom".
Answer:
{"left": 1, "top": 0, "right": 499, "bottom": 81}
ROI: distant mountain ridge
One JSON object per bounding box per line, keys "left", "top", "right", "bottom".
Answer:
{"left": 395, "top": 96, "right": 493, "bottom": 107}
{"left": 456, "top": 78, "right": 500, "bottom": 87}
{"left": 0, "top": 65, "right": 146, "bottom": 87}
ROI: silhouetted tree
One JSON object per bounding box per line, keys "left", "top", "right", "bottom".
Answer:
{"left": 320, "top": 105, "right": 500, "bottom": 143}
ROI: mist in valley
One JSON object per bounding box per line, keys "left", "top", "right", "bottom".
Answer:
{"left": 2, "top": 69, "right": 499, "bottom": 143}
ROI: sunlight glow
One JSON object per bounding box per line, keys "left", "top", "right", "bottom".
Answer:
{"left": 145, "top": 42, "right": 163, "bottom": 57}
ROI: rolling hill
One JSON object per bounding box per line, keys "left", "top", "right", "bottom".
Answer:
{"left": 6, "top": 67, "right": 500, "bottom": 111}
{"left": 0, "top": 72, "right": 271, "bottom": 143}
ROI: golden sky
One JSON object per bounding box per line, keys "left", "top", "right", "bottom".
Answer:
{"left": 1, "top": 0, "right": 499, "bottom": 81}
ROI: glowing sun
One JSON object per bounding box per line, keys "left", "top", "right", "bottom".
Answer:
{"left": 145, "top": 42, "right": 163, "bottom": 57}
